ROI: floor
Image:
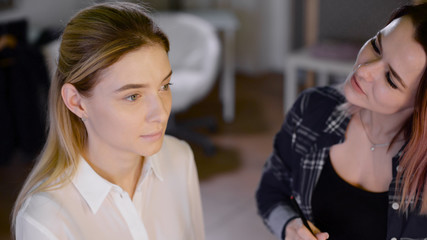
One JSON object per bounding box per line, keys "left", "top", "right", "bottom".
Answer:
{"left": 177, "top": 72, "right": 283, "bottom": 240}
{"left": 0, "top": 72, "right": 285, "bottom": 240}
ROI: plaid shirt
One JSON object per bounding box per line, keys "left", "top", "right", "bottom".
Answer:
{"left": 256, "top": 86, "right": 427, "bottom": 240}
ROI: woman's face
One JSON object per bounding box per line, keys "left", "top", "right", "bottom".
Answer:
{"left": 82, "top": 44, "right": 172, "bottom": 158}
{"left": 344, "top": 16, "right": 426, "bottom": 115}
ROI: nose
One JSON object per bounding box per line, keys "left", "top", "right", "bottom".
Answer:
{"left": 145, "top": 94, "right": 170, "bottom": 124}
{"left": 355, "top": 58, "right": 385, "bottom": 83}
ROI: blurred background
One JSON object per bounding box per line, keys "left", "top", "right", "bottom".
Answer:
{"left": 0, "top": 0, "right": 415, "bottom": 239}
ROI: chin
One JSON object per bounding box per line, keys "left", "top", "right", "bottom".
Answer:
{"left": 137, "top": 140, "right": 164, "bottom": 157}
{"left": 343, "top": 82, "right": 354, "bottom": 101}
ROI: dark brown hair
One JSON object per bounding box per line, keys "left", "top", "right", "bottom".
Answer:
{"left": 389, "top": 3, "right": 427, "bottom": 214}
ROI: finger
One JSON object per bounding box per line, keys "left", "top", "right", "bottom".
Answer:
{"left": 284, "top": 219, "right": 303, "bottom": 240}
{"left": 285, "top": 228, "right": 305, "bottom": 240}
{"left": 315, "top": 232, "right": 329, "bottom": 240}
{"left": 306, "top": 221, "right": 329, "bottom": 240}
{"left": 296, "top": 226, "right": 317, "bottom": 240}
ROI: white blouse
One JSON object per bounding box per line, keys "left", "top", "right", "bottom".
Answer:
{"left": 16, "top": 136, "right": 205, "bottom": 240}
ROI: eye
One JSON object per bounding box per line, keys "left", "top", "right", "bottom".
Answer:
{"left": 370, "top": 38, "right": 380, "bottom": 54}
{"left": 160, "top": 82, "right": 173, "bottom": 91}
{"left": 386, "top": 72, "right": 398, "bottom": 89}
{"left": 125, "top": 94, "right": 140, "bottom": 102}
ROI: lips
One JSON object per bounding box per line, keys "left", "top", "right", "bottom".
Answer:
{"left": 350, "top": 75, "right": 366, "bottom": 95}
{"left": 140, "top": 131, "right": 163, "bottom": 141}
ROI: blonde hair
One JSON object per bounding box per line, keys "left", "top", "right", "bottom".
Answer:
{"left": 11, "top": 1, "right": 169, "bottom": 233}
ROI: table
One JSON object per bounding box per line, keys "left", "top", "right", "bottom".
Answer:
{"left": 284, "top": 48, "right": 355, "bottom": 113}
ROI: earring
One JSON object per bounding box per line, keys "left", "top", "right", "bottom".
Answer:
{"left": 81, "top": 116, "right": 87, "bottom": 122}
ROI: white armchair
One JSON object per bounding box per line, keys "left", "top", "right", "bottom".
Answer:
{"left": 154, "top": 12, "right": 220, "bottom": 113}
{"left": 154, "top": 12, "right": 221, "bottom": 155}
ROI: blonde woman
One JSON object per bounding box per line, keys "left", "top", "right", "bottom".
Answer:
{"left": 12, "top": 2, "right": 204, "bottom": 240}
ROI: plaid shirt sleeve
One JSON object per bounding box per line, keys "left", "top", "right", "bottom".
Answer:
{"left": 255, "top": 88, "right": 311, "bottom": 239}
{"left": 256, "top": 86, "right": 349, "bottom": 239}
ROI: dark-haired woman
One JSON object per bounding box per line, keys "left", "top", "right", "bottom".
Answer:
{"left": 256, "top": 3, "right": 427, "bottom": 240}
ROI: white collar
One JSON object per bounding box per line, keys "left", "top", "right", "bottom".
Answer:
{"left": 143, "top": 153, "right": 164, "bottom": 182}
{"left": 72, "top": 154, "right": 164, "bottom": 214}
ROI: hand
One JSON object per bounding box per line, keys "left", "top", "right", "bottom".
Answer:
{"left": 284, "top": 218, "right": 329, "bottom": 240}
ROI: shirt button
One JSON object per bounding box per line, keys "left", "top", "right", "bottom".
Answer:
{"left": 390, "top": 237, "right": 397, "bottom": 240}
{"left": 392, "top": 202, "right": 399, "bottom": 210}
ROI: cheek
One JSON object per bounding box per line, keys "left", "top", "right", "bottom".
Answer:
{"left": 164, "top": 93, "right": 172, "bottom": 114}
{"left": 88, "top": 100, "right": 141, "bottom": 137}
{"left": 372, "top": 86, "right": 412, "bottom": 113}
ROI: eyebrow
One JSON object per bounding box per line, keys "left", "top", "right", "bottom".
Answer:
{"left": 377, "top": 33, "right": 407, "bottom": 89}
{"left": 163, "top": 70, "right": 173, "bottom": 82}
{"left": 114, "top": 70, "right": 173, "bottom": 93}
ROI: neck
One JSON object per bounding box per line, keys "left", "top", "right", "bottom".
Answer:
{"left": 360, "top": 108, "right": 411, "bottom": 143}
{"left": 83, "top": 141, "right": 144, "bottom": 199}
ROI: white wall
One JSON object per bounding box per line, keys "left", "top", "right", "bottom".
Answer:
{"left": 0, "top": 0, "right": 85, "bottom": 28}
{"left": 0, "top": 0, "right": 291, "bottom": 74}
{"left": 0, "top": 0, "right": 407, "bottom": 74}
{"left": 177, "top": 0, "right": 291, "bottom": 73}
{"left": 229, "top": 0, "right": 290, "bottom": 73}
{"left": 257, "top": 0, "right": 291, "bottom": 72}
{"left": 0, "top": 0, "right": 88, "bottom": 41}
{"left": 228, "top": 0, "right": 259, "bottom": 73}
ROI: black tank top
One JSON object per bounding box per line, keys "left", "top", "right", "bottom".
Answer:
{"left": 311, "top": 155, "right": 388, "bottom": 240}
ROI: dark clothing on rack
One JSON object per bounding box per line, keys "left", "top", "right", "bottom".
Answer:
{"left": 0, "top": 19, "right": 49, "bottom": 164}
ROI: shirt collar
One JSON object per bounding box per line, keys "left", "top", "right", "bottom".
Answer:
{"left": 323, "top": 105, "right": 351, "bottom": 137}
{"left": 72, "top": 157, "right": 113, "bottom": 214}
{"left": 72, "top": 154, "right": 164, "bottom": 213}
{"left": 135, "top": 153, "right": 164, "bottom": 191}
{"left": 148, "top": 153, "right": 164, "bottom": 182}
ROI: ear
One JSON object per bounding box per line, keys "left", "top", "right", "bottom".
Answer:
{"left": 61, "top": 83, "right": 87, "bottom": 119}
